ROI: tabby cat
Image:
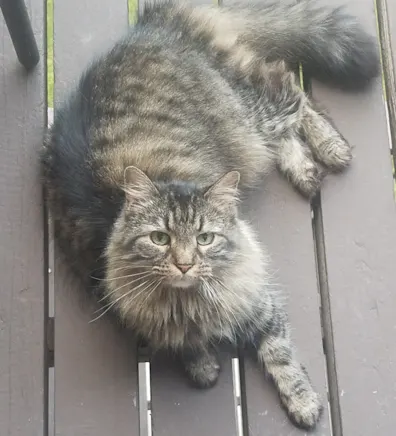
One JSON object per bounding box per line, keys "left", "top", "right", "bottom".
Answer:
{"left": 41, "top": 0, "right": 379, "bottom": 430}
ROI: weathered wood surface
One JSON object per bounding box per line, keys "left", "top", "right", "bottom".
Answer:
{"left": 311, "top": 0, "right": 396, "bottom": 434}
{"left": 0, "top": 0, "right": 46, "bottom": 435}
{"left": 52, "top": 0, "right": 139, "bottom": 434}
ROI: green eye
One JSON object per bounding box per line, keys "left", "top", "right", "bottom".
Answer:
{"left": 197, "top": 232, "right": 215, "bottom": 245}
{"left": 150, "top": 231, "right": 170, "bottom": 246}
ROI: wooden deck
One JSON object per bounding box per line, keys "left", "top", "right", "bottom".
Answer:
{"left": 1, "top": 0, "right": 396, "bottom": 434}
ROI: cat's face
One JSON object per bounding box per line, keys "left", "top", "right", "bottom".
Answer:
{"left": 106, "top": 168, "right": 241, "bottom": 290}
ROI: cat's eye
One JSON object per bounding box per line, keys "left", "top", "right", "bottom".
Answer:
{"left": 150, "top": 231, "right": 170, "bottom": 246}
{"left": 197, "top": 232, "right": 215, "bottom": 245}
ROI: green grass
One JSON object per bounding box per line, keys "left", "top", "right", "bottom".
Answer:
{"left": 128, "top": 0, "right": 138, "bottom": 24}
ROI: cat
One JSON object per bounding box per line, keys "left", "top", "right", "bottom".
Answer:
{"left": 41, "top": 0, "right": 379, "bottom": 430}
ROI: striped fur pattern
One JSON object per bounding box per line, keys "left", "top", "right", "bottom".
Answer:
{"left": 41, "top": 0, "right": 379, "bottom": 430}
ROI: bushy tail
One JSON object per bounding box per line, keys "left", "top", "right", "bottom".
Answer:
{"left": 141, "top": 0, "right": 380, "bottom": 90}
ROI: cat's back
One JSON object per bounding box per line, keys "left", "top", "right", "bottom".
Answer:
{"left": 45, "top": 24, "right": 253, "bottom": 189}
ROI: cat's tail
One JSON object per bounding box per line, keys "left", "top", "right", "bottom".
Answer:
{"left": 141, "top": 0, "right": 380, "bottom": 91}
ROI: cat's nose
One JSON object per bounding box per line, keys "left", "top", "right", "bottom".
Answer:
{"left": 175, "top": 264, "right": 193, "bottom": 274}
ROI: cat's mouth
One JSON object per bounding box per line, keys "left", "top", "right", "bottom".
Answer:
{"left": 167, "top": 274, "right": 198, "bottom": 289}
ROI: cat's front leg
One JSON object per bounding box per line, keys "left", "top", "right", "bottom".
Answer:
{"left": 180, "top": 343, "right": 221, "bottom": 389}
{"left": 254, "top": 309, "right": 323, "bottom": 430}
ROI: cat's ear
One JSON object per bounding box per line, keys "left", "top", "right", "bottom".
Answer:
{"left": 123, "top": 166, "right": 158, "bottom": 203}
{"left": 204, "top": 171, "right": 240, "bottom": 208}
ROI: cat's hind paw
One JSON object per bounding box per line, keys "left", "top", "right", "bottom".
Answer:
{"left": 282, "top": 157, "right": 326, "bottom": 199}
{"left": 313, "top": 136, "right": 353, "bottom": 171}
{"left": 183, "top": 351, "right": 221, "bottom": 389}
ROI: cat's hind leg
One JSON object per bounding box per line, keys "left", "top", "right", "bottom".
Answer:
{"left": 181, "top": 344, "right": 221, "bottom": 389}
{"left": 277, "top": 135, "right": 326, "bottom": 198}
{"left": 254, "top": 62, "right": 350, "bottom": 196}
{"left": 250, "top": 61, "right": 326, "bottom": 197}
{"left": 277, "top": 97, "right": 352, "bottom": 197}
{"left": 301, "top": 104, "right": 352, "bottom": 171}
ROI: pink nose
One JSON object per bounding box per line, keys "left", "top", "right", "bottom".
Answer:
{"left": 176, "top": 264, "right": 192, "bottom": 273}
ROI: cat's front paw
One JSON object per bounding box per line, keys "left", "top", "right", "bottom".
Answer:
{"left": 281, "top": 389, "right": 323, "bottom": 431}
{"left": 183, "top": 352, "right": 220, "bottom": 389}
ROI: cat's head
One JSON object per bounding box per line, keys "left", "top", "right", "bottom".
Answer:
{"left": 106, "top": 166, "right": 242, "bottom": 290}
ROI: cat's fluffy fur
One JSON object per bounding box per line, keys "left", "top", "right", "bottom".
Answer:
{"left": 41, "top": 0, "right": 379, "bottom": 430}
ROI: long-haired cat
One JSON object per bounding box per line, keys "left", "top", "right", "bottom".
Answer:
{"left": 41, "top": 0, "right": 379, "bottom": 430}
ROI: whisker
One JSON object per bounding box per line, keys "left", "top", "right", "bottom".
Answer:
{"left": 90, "top": 264, "right": 153, "bottom": 277}
{"left": 122, "top": 279, "right": 159, "bottom": 313}
{"left": 90, "top": 277, "right": 155, "bottom": 322}
{"left": 97, "top": 273, "right": 153, "bottom": 303}
{"left": 89, "top": 301, "right": 118, "bottom": 323}
{"left": 134, "top": 279, "right": 164, "bottom": 313}
{"left": 94, "top": 270, "right": 152, "bottom": 282}
{"left": 102, "top": 264, "right": 153, "bottom": 271}
{"left": 98, "top": 276, "right": 159, "bottom": 312}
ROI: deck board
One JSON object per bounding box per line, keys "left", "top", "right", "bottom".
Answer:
{"left": 227, "top": 0, "right": 331, "bottom": 429}
{"left": 311, "top": 0, "right": 396, "bottom": 434}
{"left": 0, "top": 0, "right": 46, "bottom": 434}
{"left": 241, "top": 177, "right": 331, "bottom": 436}
{"left": 143, "top": 1, "right": 240, "bottom": 435}
{"left": 52, "top": 0, "right": 139, "bottom": 434}
{"left": 151, "top": 351, "right": 239, "bottom": 436}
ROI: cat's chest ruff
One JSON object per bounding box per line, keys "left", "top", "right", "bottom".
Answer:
{"left": 130, "top": 290, "right": 236, "bottom": 348}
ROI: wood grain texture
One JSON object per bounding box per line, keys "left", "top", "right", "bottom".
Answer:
{"left": 0, "top": 0, "right": 46, "bottom": 434}
{"left": 52, "top": 0, "right": 139, "bottom": 434}
{"left": 311, "top": 0, "right": 396, "bottom": 434}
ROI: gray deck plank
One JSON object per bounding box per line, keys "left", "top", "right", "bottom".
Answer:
{"left": 224, "top": 0, "right": 331, "bottom": 431}
{"left": 311, "top": 0, "right": 396, "bottom": 434}
{"left": 242, "top": 177, "right": 331, "bottom": 436}
{"left": 151, "top": 352, "right": 238, "bottom": 436}
{"left": 143, "top": 1, "right": 239, "bottom": 435}
{"left": 0, "top": 0, "right": 46, "bottom": 434}
{"left": 52, "top": 0, "right": 139, "bottom": 434}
